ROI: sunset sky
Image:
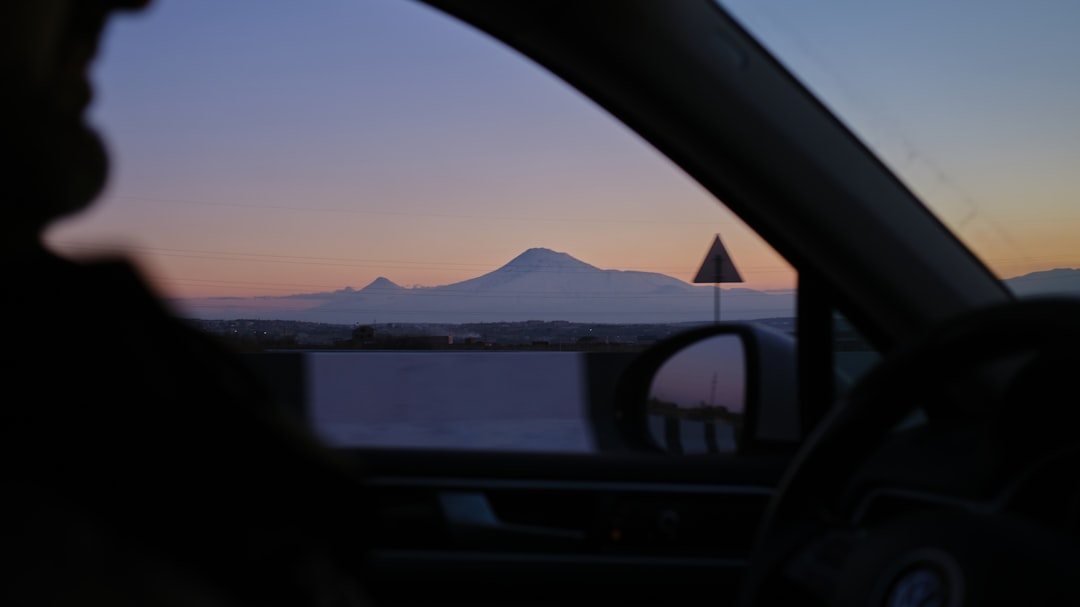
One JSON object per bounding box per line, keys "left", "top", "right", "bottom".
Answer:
{"left": 45, "top": 0, "right": 1080, "bottom": 303}
{"left": 722, "top": 0, "right": 1080, "bottom": 281}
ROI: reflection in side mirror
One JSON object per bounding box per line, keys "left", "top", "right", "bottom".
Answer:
{"left": 647, "top": 335, "right": 745, "bottom": 454}
{"left": 610, "top": 323, "right": 797, "bottom": 455}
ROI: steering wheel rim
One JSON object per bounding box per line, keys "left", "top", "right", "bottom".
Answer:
{"left": 740, "top": 297, "right": 1080, "bottom": 606}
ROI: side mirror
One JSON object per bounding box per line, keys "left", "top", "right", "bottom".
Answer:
{"left": 614, "top": 323, "right": 799, "bottom": 454}
{"left": 647, "top": 333, "right": 746, "bottom": 454}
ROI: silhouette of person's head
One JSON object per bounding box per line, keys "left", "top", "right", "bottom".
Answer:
{"left": 0, "top": 0, "right": 150, "bottom": 249}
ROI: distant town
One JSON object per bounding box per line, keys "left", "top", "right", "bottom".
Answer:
{"left": 187, "top": 317, "right": 802, "bottom": 352}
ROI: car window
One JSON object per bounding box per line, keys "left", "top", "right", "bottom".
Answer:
{"left": 46, "top": 0, "right": 801, "bottom": 453}
{"left": 833, "top": 314, "right": 879, "bottom": 396}
{"left": 719, "top": 1, "right": 1080, "bottom": 300}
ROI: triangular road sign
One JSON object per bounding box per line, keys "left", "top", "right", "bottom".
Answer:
{"left": 693, "top": 235, "right": 743, "bottom": 283}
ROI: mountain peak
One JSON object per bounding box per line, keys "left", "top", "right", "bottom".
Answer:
{"left": 502, "top": 248, "right": 598, "bottom": 272}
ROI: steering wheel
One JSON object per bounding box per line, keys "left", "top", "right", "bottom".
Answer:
{"left": 740, "top": 298, "right": 1080, "bottom": 606}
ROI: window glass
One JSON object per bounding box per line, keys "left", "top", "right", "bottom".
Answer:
{"left": 833, "top": 313, "right": 879, "bottom": 396}
{"left": 719, "top": 1, "right": 1080, "bottom": 299}
{"left": 47, "top": 0, "right": 797, "bottom": 452}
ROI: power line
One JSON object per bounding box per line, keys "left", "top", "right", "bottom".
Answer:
{"left": 113, "top": 194, "right": 731, "bottom": 226}
{"left": 53, "top": 240, "right": 796, "bottom": 276}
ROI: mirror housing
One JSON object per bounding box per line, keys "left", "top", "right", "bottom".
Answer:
{"left": 613, "top": 323, "right": 799, "bottom": 454}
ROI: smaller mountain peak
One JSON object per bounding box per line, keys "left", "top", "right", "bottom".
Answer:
{"left": 1009, "top": 267, "right": 1080, "bottom": 280}
{"left": 1005, "top": 267, "right": 1080, "bottom": 297}
{"left": 361, "top": 276, "right": 403, "bottom": 290}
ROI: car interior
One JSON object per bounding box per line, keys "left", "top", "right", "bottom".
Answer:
{"left": 42, "top": 1, "right": 1080, "bottom": 605}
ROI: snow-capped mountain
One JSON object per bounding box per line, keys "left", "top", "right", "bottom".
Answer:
{"left": 434, "top": 248, "right": 707, "bottom": 295}
{"left": 173, "top": 247, "right": 794, "bottom": 323}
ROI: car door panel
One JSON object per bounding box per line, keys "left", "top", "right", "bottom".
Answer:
{"left": 352, "top": 449, "right": 787, "bottom": 605}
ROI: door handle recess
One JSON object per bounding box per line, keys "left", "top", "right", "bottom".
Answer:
{"left": 438, "top": 491, "right": 585, "bottom": 548}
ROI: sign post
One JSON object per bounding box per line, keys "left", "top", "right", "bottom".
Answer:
{"left": 693, "top": 235, "right": 743, "bottom": 323}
